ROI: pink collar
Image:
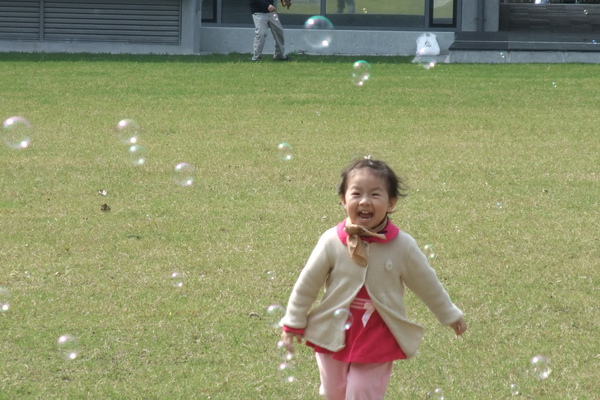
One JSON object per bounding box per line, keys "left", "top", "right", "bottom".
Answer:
{"left": 337, "top": 218, "right": 399, "bottom": 245}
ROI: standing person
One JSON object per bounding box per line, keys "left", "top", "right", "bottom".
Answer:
{"left": 249, "top": 0, "right": 291, "bottom": 62}
{"left": 280, "top": 157, "right": 467, "bottom": 400}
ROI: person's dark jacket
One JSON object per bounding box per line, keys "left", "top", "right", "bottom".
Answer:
{"left": 249, "top": 0, "right": 275, "bottom": 13}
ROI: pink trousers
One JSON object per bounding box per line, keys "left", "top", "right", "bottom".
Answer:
{"left": 315, "top": 353, "right": 393, "bottom": 400}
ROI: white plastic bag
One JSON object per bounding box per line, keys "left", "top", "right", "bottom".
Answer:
{"left": 416, "top": 33, "right": 440, "bottom": 56}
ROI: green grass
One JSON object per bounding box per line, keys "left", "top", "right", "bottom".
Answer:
{"left": 0, "top": 52, "right": 598, "bottom": 399}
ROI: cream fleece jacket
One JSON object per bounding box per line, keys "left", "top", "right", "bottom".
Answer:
{"left": 282, "top": 226, "right": 463, "bottom": 359}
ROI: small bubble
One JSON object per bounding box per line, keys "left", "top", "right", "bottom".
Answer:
{"left": 362, "top": 7, "right": 368, "bottom": 13}
{"left": 426, "top": 388, "right": 445, "bottom": 399}
{"left": 265, "top": 304, "right": 286, "bottom": 329}
{"left": 57, "top": 334, "right": 79, "bottom": 360}
{"left": 116, "top": 118, "right": 140, "bottom": 145}
{"left": 277, "top": 142, "right": 293, "bottom": 161}
{"left": 277, "top": 340, "right": 293, "bottom": 362}
{"left": 2, "top": 116, "right": 32, "bottom": 149}
{"left": 173, "top": 162, "right": 195, "bottom": 186}
{"left": 98, "top": 190, "right": 108, "bottom": 197}
{"left": 303, "top": 16, "right": 334, "bottom": 49}
{"left": 510, "top": 383, "right": 520, "bottom": 396}
{"left": 529, "top": 355, "right": 552, "bottom": 380}
{"left": 333, "top": 308, "right": 354, "bottom": 330}
{"left": 128, "top": 144, "right": 146, "bottom": 166}
{"left": 551, "top": 81, "right": 557, "bottom": 88}
{"left": 278, "top": 361, "right": 296, "bottom": 383}
{"left": 352, "top": 60, "right": 371, "bottom": 86}
{"left": 0, "top": 286, "right": 10, "bottom": 312}
{"left": 423, "top": 244, "right": 435, "bottom": 260}
{"left": 170, "top": 272, "right": 185, "bottom": 287}
{"left": 584, "top": 9, "right": 589, "bottom": 15}
{"left": 266, "top": 271, "right": 276, "bottom": 281}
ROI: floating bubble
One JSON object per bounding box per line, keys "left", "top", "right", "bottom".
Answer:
{"left": 265, "top": 304, "right": 286, "bottom": 329}
{"left": 496, "top": 202, "right": 504, "bottom": 209}
{"left": 278, "top": 361, "right": 296, "bottom": 383}
{"left": 2, "top": 116, "right": 32, "bottom": 149}
{"left": 419, "top": 59, "right": 437, "bottom": 70}
{"left": 170, "top": 272, "right": 184, "bottom": 287}
{"left": 0, "top": 286, "right": 10, "bottom": 312}
{"left": 173, "top": 162, "right": 195, "bottom": 186}
{"left": 510, "top": 383, "right": 520, "bottom": 396}
{"left": 303, "top": 16, "right": 334, "bottom": 50}
{"left": 423, "top": 244, "right": 435, "bottom": 260}
{"left": 529, "top": 355, "right": 552, "bottom": 380}
{"left": 362, "top": 8, "right": 368, "bottom": 13}
{"left": 266, "top": 270, "right": 276, "bottom": 281}
{"left": 351, "top": 60, "right": 371, "bottom": 87}
{"left": 128, "top": 144, "right": 146, "bottom": 166}
{"left": 499, "top": 51, "right": 506, "bottom": 59}
{"left": 584, "top": 9, "right": 589, "bottom": 15}
{"left": 98, "top": 190, "right": 108, "bottom": 197}
{"left": 426, "top": 388, "right": 445, "bottom": 399}
{"left": 116, "top": 118, "right": 139, "bottom": 145}
{"left": 277, "top": 340, "right": 293, "bottom": 362}
{"left": 333, "top": 308, "right": 353, "bottom": 330}
{"left": 57, "top": 334, "right": 79, "bottom": 360}
{"left": 277, "top": 142, "right": 293, "bottom": 161}
{"left": 551, "top": 81, "right": 557, "bottom": 88}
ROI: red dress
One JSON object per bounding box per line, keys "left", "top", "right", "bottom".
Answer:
{"left": 307, "top": 286, "right": 406, "bottom": 363}
{"left": 285, "top": 219, "right": 407, "bottom": 363}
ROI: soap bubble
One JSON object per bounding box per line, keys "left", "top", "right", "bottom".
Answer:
{"left": 277, "top": 340, "right": 293, "bottom": 362}
{"left": 173, "top": 162, "right": 195, "bottom": 186}
{"left": 266, "top": 270, "right": 276, "bottom": 281}
{"left": 529, "top": 355, "right": 552, "bottom": 380}
{"left": 303, "top": 16, "right": 334, "bottom": 50}
{"left": 423, "top": 244, "right": 435, "bottom": 260}
{"left": 0, "top": 286, "right": 10, "bottom": 312}
{"left": 351, "top": 60, "right": 371, "bottom": 87}
{"left": 170, "top": 272, "right": 185, "bottom": 287}
{"left": 277, "top": 142, "right": 293, "bottom": 161}
{"left": 128, "top": 144, "right": 146, "bottom": 166}
{"left": 265, "top": 304, "right": 286, "bottom": 329}
{"left": 116, "top": 118, "right": 139, "bottom": 145}
{"left": 333, "top": 308, "right": 353, "bottom": 330}
{"left": 2, "top": 116, "right": 32, "bottom": 149}
{"left": 426, "top": 388, "right": 445, "bottom": 399}
{"left": 57, "top": 334, "right": 79, "bottom": 360}
{"left": 278, "top": 361, "right": 296, "bottom": 383}
{"left": 510, "top": 383, "right": 520, "bottom": 396}
{"left": 418, "top": 59, "right": 437, "bottom": 70}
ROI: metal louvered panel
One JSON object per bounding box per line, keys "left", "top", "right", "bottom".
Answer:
{"left": 0, "top": 1, "right": 40, "bottom": 40}
{"left": 43, "top": 0, "right": 181, "bottom": 44}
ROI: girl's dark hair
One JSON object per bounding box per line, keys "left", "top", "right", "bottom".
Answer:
{"left": 337, "top": 158, "right": 408, "bottom": 199}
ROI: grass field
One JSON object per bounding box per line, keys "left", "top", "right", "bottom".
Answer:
{"left": 0, "top": 52, "right": 598, "bottom": 399}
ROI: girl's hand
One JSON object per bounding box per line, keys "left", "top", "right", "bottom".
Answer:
{"left": 450, "top": 317, "right": 467, "bottom": 336}
{"left": 280, "top": 331, "right": 303, "bottom": 353}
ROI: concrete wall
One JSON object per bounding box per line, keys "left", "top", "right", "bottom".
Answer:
{"left": 199, "top": 26, "right": 456, "bottom": 56}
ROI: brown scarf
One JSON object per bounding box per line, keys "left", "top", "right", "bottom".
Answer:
{"left": 344, "top": 218, "right": 388, "bottom": 267}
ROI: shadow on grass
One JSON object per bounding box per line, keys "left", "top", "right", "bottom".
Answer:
{"left": 0, "top": 51, "right": 414, "bottom": 64}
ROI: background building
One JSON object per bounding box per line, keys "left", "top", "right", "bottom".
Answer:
{"left": 0, "top": 0, "right": 599, "bottom": 62}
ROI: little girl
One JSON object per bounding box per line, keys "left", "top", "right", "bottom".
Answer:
{"left": 280, "top": 157, "right": 467, "bottom": 400}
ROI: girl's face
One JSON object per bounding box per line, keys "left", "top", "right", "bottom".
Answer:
{"left": 340, "top": 168, "right": 397, "bottom": 229}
